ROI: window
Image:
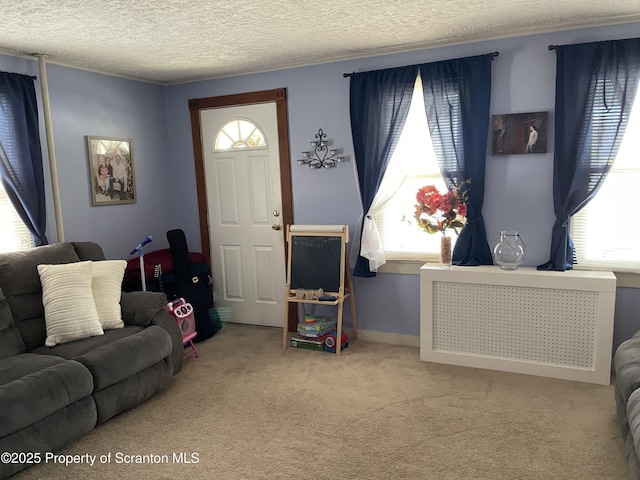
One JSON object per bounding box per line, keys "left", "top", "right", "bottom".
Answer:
{"left": 571, "top": 82, "right": 640, "bottom": 272}
{"left": 373, "top": 74, "right": 453, "bottom": 261}
{"left": 0, "top": 86, "right": 34, "bottom": 253}
{"left": 214, "top": 119, "right": 266, "bottom": 150}
{"left": 0, "top": 73, "right": 42, "bottom": 251}
{"left": 0, "top": 182, "right": 33, "bottom": 253}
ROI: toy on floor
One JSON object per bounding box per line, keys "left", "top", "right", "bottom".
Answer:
{"left": 323, "top": 330, "right": 348, "bottom": 353}
{"left": 164, "top": 297, "right": 199, "bottom": 359}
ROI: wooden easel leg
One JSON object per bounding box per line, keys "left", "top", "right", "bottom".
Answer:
{"left": 349, "top": 293, "right": 357, "bottom": 341}
{"left": 336, "top": 299, "right": 344, "bottom": 357}
{"left": 345, "top": 256, "right": 357, "bottom": 340}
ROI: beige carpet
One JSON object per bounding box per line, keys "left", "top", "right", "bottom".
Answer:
{"left": 15, "top": 323, "right": 627, "bottom": 480}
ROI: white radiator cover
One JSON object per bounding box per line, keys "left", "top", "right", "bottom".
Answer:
{"left": 420, "top": 265, "right": 616, "bottom": 385}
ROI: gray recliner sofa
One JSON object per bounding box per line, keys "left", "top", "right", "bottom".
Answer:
{"left": 614, "top": 333, "right": 640, "bottom": 480}
{"left": 0, "top": 242, "right": 184, "bottom": 479}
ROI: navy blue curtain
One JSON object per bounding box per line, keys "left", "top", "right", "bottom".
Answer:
{"left": 0, "top": 72, "right": 47, "bottom": 246}
{"left": 350, "top": 65, "right": 418, "bottom": 277}
{"left": 419, "top": 54, "right": 494, "bottom": 265}
{"left": 537, "top": 38, "right": 640, "bottom": 271}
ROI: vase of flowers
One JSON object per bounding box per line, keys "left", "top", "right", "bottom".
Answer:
{"left": 413, "top": 182, "right": 469, "bottom": 266}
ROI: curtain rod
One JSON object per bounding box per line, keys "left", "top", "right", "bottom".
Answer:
{"left": 548, "top": 45, "right": 558, "bottom": 51}
{"left": 343, "top": 51, "right": 500, "bottom": 78}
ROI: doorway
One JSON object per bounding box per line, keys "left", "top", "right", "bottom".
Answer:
{"left": 189, "top": 88, "right": 295, "bottom": 328}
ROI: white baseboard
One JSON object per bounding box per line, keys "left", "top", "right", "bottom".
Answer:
{"left": 347, "top": 328, "right": 420, "bottom": 348}
{"left": 243, "top": 323, "right": 421, "bottom": 348}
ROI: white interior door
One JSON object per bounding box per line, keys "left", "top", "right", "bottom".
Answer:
{"left": 200, "top": 102, "right": 285, "bottom": 327}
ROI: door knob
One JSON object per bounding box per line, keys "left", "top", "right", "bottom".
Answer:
{"left": 272, "top": 223, "right": 281, "bottom": 231}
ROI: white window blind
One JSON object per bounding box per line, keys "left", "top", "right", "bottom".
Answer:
{"left": 0, "top": 79, "right": 36, "bottom": 253}
{"left": 571, "top": 81, "right": 640, "bottom": 272}
{"left": 373, "top": 75, "right": 455, "bottom": 261}
{"left": 0, "top": 182, "right": 33, "bottom": 253}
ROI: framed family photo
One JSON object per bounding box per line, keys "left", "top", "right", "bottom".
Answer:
{"left": 86, "top": 136, "right": 136, "bottom": 206}
{"left": 491, "top": 111, "right": 549, "bottom": 155}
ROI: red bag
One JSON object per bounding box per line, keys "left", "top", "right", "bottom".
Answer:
{"left": 123, "top": 248, "right": 206, "bottom": 289}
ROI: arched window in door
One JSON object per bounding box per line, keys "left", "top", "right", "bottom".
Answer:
{"left": 214, "top": 118, "right": 266, "bottom": 151}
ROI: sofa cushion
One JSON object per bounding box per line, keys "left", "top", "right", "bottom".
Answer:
{"left": 625, "top": 432, "right": 640, "bottom": 480}
{"left": 615, "top": 337, "right": 640, "bottom": 405}
{"left": 0, "top": 243, "right": 81, "bottom": 350}
{"left": 92, "top": 260, "right": 127, "bottom": 330}
{"left": 0, "top": 286, "right": 25, "bottom": 359}
{"left": 77, "top": 325, "right": 172, "bottom": 390}
{"left": 31, "top": 325, "right": 144, "bottom": 358}
{"left": 93, "top": 359, "right": 173, "bottom": 424}
{"left": 616, "top": 383, "right": 631, "bottom": 439}
{"left": 627, "top": 388, "right": 640, "bottom": 467}
{"left": 38, "top": 261, "right": 104, "bottom": 346}
{"left": 34, "top": 325, "right": 171, "bottom": 391}
{"left": 0, "top": 353, "right": 94, "bottom": 437}
{"left": 0, "top": 396, "right": 96, "bottom": 480}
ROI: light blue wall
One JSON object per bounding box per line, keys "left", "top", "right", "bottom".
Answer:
{"left": 45, "top": 65, "right": 177, "bottom": 259}
{"left": 163, "top": 22, "right": 640, "bottom": 340}
{"left": 1, "top": 21, "right": 639, "bottom": 345}
{"left": 615, "top": 288, "right": 640, "bottom": 350}
{"left": 0, "top": 56, "right": 181, "bottom": 259}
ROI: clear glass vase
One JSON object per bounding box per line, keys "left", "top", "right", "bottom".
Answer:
{"left": 493, "top": 231, "right": 525, "bottom": 270}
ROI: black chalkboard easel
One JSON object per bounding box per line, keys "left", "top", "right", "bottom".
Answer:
{"left": 290, "top": 234, "right": 342, "bottom": 292}
{"left": 282, "top": 225, "right": 357, "bottom": 356}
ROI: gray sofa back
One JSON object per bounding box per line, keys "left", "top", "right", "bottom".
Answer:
{"left": 0, "top": 242, "right": 106, "bottom": 351}
{"left": 70, "top": 242, "right": 107, "bottom": 262}
{"left": 0, "top": 286, "right": 25, "bottom": 359}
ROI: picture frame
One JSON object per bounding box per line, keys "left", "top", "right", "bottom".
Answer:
{"left": 86, "top": 136, "right": 136, "bottom": 206}
{"left": 491, "top": 111, "right": 549, "bottom": 155}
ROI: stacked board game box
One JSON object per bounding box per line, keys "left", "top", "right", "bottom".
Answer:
{"left": 290, "top": 336, "right": 325, "bottom": 351}
{"left": 297, "top": 316, "right": 336, "bottom": 338}
{"left": 290, "top": 316, "right": 337, "bottom": 351}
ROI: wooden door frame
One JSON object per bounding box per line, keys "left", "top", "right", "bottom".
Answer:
{"left": 188, "top": 88, "right": 298, "bottom": 331}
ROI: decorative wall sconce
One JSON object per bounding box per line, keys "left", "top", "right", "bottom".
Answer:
{"left": 297, "top": 128, "right": 346, "bottom": 169}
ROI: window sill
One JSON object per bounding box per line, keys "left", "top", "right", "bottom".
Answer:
{"left": 615, "top": 272, "right": 640, "bottom": 288}
{"left": 377, "top": 259, "right": 640, "bottom": 288}
{"left": 377, "top": 259, "right": 428, "bottom": 275}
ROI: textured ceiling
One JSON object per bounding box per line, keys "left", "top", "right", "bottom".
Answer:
{"left": 1, "top": 0, "right": 639, "bottom": 84}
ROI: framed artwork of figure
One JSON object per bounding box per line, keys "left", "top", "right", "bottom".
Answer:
{"left": 491, "top": 112, "right": 549, "bottom": 155}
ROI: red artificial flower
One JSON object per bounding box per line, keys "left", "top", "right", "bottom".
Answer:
{"left": 412, "top": 181, "right": 470, "bottom": 235}
{"left": 458, "top": 202, "right": 467, "bottom": 218}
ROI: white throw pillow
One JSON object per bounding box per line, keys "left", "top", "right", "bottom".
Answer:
{"left": 92, "top": 260, "right": 127, "bottom": 330}
{"left": 37, "top": 261, "right": 104, "bottom": 347}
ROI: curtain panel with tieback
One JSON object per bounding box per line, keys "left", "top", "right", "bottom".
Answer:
{"left": 0, "top": 72, "right": 48, "bottom": 246}
{"left": 537, "top": 38, "right": 640, "bottom": 271}
{"left": 349, "top": 65, "right": 418, "bottom": 277}
{"left": 419, "top": 54, "right": 494, "bottom": 265}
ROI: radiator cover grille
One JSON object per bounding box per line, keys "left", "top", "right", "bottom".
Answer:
{"left": 432, "top": 282, "right": 597, "bottom": 368}
{"left": 419, "top": 265, "right": 616, "bottom": 385}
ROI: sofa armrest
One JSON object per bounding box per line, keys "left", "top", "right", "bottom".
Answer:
{"left": 72, "top": 242, "right": 106, "bottom": 261}
{"left": 150, "top": 310, "right": 184, "bottom": 375}
{"left": 120, "top": 291, "right": 183, "bottom": 375}
{"left": 121, "top": 291, "right": 168, "bottom": 327}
